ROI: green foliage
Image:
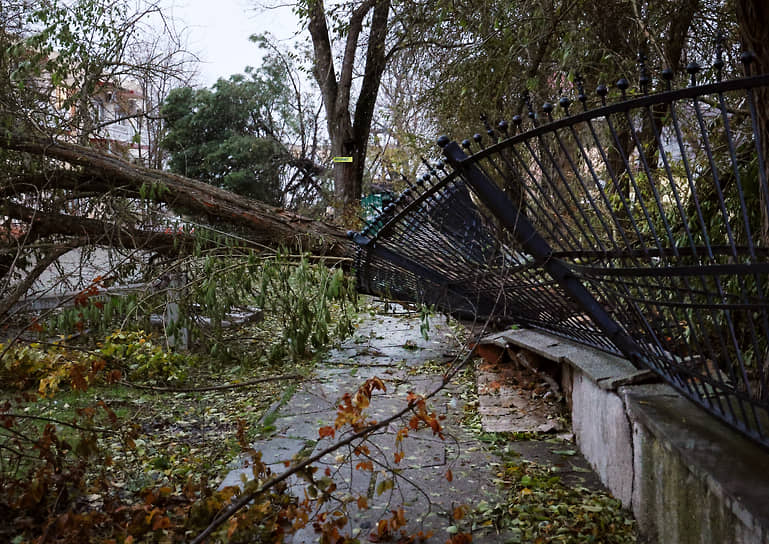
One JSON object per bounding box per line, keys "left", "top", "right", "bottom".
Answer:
{"left": 98, "top": 330, "right": 190, "bottom": 382}
{"left": 161, "top": 78, "right": 284, "bottom": 203}
{"left": 3, "top": 0, "right": 171, "bottom": 138}
{"left": 43, "top": 244, "right": 358, "bottom": 368}
{"left": 0, "top": 341, "right": 78, "bottom": 392}
{"left": 254, "top": 253, "right": 358, "bottom": 363}
{"left": 391, "top": 0, "right": 739, "bottom": 138}
{"left": 160, "top": 42, "right": 322, "bottom": 206}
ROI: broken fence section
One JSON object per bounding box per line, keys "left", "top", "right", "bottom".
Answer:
{"left": 350, "top": 56, "right": 769, "bottom": 450}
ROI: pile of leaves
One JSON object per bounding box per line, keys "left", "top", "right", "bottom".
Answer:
{"left": 470, "top": 454, "right": 637, "bottom": 543}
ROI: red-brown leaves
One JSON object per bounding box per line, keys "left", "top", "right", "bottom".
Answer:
{"left": 404, "top": 391, "right": 444, "bottom": 439}
{"left": 452, "top": 504, "right": 468, "bottom": 521}
{"left": 318, "top": 425, "right": 336, "bottom": 439}
{"left": 355, "top": 460, "right": 374, "bottom": 471}
{"left": 333, "top": 377, "right": 387, "bottom": 432}
{"left": 369, "top": 508, "right": 408, "bottom": 542}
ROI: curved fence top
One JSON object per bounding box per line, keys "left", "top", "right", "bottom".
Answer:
{"left": 351, "top": 58, "right": 769, "bottom": 450}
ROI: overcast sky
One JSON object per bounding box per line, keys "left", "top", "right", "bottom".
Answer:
{"left": 162, "top": 1, "right": 301, "bottom": 88}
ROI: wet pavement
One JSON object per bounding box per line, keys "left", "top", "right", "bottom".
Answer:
{"left": 220, "top": 304, "right": 609, "bottom": 542}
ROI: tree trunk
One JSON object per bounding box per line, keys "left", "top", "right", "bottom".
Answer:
{"left": 0, "top": 128, "right": 353, "bottom": 259}
{"left": 309, "top": 0, "right": 391, "bottom": 222}
{"left": 736, "top": 0, "right": 769, "bottom": 248}
{"left": 735, "top": 0, "right": 769, "bottom": 400}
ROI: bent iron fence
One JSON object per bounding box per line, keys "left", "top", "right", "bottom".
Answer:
{"left": 350, "top": 55, "right": 769, "bottom": 450}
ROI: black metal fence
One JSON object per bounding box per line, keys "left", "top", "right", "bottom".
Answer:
{"left": 350, "top": 56, "right": 769, "bottom": 450}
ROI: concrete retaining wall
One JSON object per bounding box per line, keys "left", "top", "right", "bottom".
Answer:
{"left": 484, "top": 329, "right": 769, "bottom": 544}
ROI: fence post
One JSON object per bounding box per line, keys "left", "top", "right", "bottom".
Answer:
{"left": 165, "top": 271, "right": 188, "bottom": 350}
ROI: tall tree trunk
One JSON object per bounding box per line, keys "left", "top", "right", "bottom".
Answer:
{"left": 309, "top": 0, "right": 391, "bottom": 223}
{"left": 735, "top": 0, "right": 769, "bottom": 400}
{"left": 736, "top": 0, "right": 769, "bottom": 248}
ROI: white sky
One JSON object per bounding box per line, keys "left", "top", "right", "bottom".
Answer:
{"left": 162, "top": 1, "right": 301, "bottom": 88}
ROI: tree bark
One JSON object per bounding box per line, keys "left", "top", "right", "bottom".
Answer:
{"left": 0, "top": 128, "right": 353, "bottom": 258}
{"left": 308, "top": 0, "right": 391, "bottom": 220}
{"left": 735, "top": 0, "right": 769, "bottom": 400}
{"left": 736, "top": 0, "right": 769, "bottom": 247}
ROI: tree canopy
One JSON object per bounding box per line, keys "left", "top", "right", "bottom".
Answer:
{"left": 161, "top": 79, "right": 285, "bottom": 205}
{"left": 161, "top": 41, "right": 329, "bottom": 208}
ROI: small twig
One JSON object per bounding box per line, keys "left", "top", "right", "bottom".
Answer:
{"left": 118, "top": 374, "right": 303, "bottom": 393}
{"left": 1, "top": 412, "right": 117, "bottom": 434}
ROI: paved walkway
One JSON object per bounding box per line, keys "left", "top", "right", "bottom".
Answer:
{"left": 220, "top": 305, "right": 606, "bottom": 542}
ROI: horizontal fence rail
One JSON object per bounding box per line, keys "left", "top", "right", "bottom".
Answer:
{"left": 351, "top": 60, "right": 769, "bottom": 450}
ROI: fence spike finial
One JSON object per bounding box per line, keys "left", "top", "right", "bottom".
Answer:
{"left": 420, "top": 156, "right": 437, "bottom": 177}
{"left": 661, "top": 68, "right": 674, "bottom": 90}
{"left": 576, "top": 74, "right": 588, "bottom": 110}
{"left": 686, "top": 61, "right": 700, "bottom": 86}
{"left": 714, "top": 33, "right": 725, "bottom": 82}
{"left": 559, "top": 96, "right": 571, "bottom": 115}
{"left": 638, "top": 51, "right": 650, "bottom": 94}
{"left": 480, "top": 113, "right": 496, "bottom": 139}
{"left": 523, "top": 91, "right": 537, "bottom": 125}
{"left": 542, "top": 101, "right": 554, "bottom": 121}
{"left": 400, "top": 172, "right": 416, "bottom": 190}
{"left": 497, "top": 119, "right": 509, "bottom": 136}
{"left": 436, "top": 135, "right": 450, "bottom": 148}
{"left": 616, "top": 77, "right": 629, "bottom": 98}
{"left": 512, "top": 114, "right": 523, "bottom": 134}
{"left": 596, "top": 83, "right": 608, "bottom": 105}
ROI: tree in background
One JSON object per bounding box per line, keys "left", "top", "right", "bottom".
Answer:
{"left": 400, "top": 0, "right": 734, "bottom": 138}
{"left": 304, "top": 0, "right": 391, "bottom": 221}
{"left": 5, "top": 0, "right": 196, "bottom": 150}
{"left": 162, "top": 37, "right": 329, "bottom": 210}
{"left": 736, "top": 0, "right": 769, "bottom": 245}
{"left": 161, "top": 79, "right": 285, "bottom": 205}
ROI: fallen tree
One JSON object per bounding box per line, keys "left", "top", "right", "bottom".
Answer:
{"left": 1, "top": 128, "right": 351, "bottom": 257}
{"left": 0, "top": 128, "right": 354, "bottom": 321}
